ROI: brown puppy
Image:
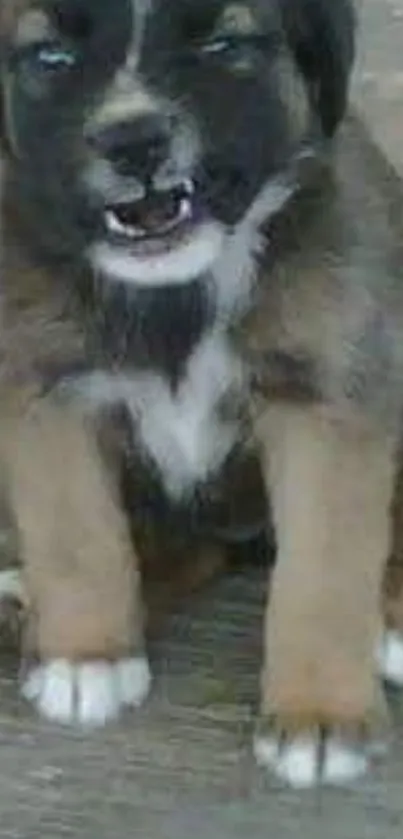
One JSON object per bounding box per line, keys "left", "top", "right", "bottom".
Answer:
{"left": 2, "top": 0, "right": 401, "bottom": 789}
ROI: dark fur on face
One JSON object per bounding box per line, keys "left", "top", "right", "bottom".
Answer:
{"left": 1, "top": 0, "right": 354, "bottom": 242}
{"left": 0, "top": 0, "right": 356, "bottom": 391}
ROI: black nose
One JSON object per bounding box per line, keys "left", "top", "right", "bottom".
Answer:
{"left": 89, "top": 116, "right": 169, "bottom": 180}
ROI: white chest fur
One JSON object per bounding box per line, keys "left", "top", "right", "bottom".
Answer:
{"left": 131, "top": 331, "right": 245, "bottom": 496}
{"left": 80, "top": 330, "right": 246, "bottom": 498}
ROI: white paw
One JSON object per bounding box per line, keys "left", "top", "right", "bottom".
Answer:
{"left": 376, "top": 630, "right": 403, "bottom": 687}
{"left": 21, "top": 657, "right": 151, "bottom": 726}
{"left": 254, "top": 733, "right": 368, "bottom": 789}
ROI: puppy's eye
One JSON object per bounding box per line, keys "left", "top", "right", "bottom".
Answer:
{"left": 200, "top": 36, "right": 237, "bottom": 55}
{"left": 35, "top": 43, "right": 77, "bottom": 71}
{"left": 199, "top": 34, "right": 274, "bottom": 69}
{"left": 9, "top": 40, "right": 78, "bottom": 97}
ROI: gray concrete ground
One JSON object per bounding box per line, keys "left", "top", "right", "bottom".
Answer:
{"left": 354, "top": 0, "right": 403, "bottom": 176}
{"left": 1, "top": 2, "right": 403, "bottom": 836}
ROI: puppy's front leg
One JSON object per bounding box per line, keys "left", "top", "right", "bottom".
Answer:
{"left": 6, "top": 398, "right": 150, "bottom": 726}
{"left": 253, "top": 404, "right": 395, "bottom": 787}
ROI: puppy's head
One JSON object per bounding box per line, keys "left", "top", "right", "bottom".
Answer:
{"left": 0, "top": 0, "right": 355, "bottom": 292}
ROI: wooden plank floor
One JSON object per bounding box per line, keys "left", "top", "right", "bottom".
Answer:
{"left": 0, "top": 566, "right": 403, "bottom": 838}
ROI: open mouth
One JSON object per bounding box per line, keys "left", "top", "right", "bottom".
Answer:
{"left": 104, "top": 179, "right": 196, "bottom": 251}
{"left": 91, "top": 175, "right": 225, "bottom": 285}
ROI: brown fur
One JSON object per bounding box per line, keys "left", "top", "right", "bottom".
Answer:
{"left": 5, "top": 401, "right": 143, "bottom": 661}
{"left": 240, "top": 118, "right": 403, "bottom": 741}
{"left": 256, "top": 404, "right": 395, "bottom": 727}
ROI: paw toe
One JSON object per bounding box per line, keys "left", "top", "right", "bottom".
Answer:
{"left": 254, "top": 727, "right": 369, "bottom": 789}
{"left": 21, "top": 656, "right": 151, "bottom": 726}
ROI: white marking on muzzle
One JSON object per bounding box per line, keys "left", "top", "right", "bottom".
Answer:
{"left": 90, "top": 221, "right": 225, "bottom": 286}
{"left": 90, "top": 85, "right": 161, "bottom": 130}
{"left": 88, "top": 0, "right": 156, "bottom": 130}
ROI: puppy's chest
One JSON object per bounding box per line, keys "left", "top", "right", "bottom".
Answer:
{"left": 83, "top": 280, "right": 247, "bottom": 497}
{"left": 132, "top": 333, "right": 247, "bottom": 497}
{"left": 85, "top": 328, "right": 248, "bottom": 499}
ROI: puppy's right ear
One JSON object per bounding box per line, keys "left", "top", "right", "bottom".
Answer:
{"left": 281, "top": 0, "right": 356, "bottom": 137}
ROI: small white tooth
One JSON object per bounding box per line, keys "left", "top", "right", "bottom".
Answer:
{"left": 105, "top": 210, "right": 144, "bottom": 240}
{"left": 126, "top": 225, "right": 144, "bottom": 239}
{"left": 105, "top": 210, "right": 127, "bottom": 235}
{"left": 183, "top": 178, "right": 194, "bottom": 195}
{"left": 179, "top": 198, "right": 192, "bottom": 220}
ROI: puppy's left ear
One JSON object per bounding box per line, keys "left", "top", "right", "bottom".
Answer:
{"left": 281, "top": 0, "right": 356, "bottom": 137}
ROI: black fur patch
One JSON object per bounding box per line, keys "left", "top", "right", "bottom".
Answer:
{"left": 280, "top": 0, "right": 356, "bottom": 136}
{"left": 90, "top": 276, "right": 215, "bottom": 385}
